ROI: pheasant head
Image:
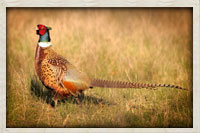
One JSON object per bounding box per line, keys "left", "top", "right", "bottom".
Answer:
{"left": 36, "top": 24, "right": 52, "bottom": 43}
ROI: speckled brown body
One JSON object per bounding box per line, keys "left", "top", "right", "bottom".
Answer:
{"left": 35, "top": 44, "right": 91, "bottom": 99}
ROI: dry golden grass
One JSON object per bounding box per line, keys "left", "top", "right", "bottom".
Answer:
{"left": 6, "top": 8, "right": 192, "bottom": 128}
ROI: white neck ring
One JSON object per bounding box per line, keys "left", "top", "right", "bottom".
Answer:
{"left": 38, "top": 42, "right": 52, "bottom": 48}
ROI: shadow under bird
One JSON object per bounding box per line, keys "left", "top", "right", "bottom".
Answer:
{"left": 35, "top": 24, "right": 188, "bottom": 106}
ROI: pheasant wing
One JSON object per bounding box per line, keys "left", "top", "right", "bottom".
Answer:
{"left": 47, "top": 56, "right": 91, "bottom": 96}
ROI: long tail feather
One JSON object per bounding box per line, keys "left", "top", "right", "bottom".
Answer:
{"left": 91, "top": 78, "right": 188, "bottom": 90}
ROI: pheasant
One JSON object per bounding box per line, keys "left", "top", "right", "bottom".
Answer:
{"left": 35, "top": 24, "right": 188, "bottom": 106}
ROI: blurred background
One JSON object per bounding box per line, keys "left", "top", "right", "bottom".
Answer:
{"left": 7, "top": 8, "right": 192, "bottom": 127}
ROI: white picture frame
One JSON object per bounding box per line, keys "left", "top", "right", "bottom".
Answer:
{"left": 0, "top": 0, "right": 199, "bottom": 133}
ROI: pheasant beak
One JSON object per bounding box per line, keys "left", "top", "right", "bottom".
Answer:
{"left": 35, "top": 26, "right": 39, "bottom": 30}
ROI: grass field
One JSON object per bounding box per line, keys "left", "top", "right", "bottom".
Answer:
{"left": 6, "top": 8, "right": 192, "bottom": 128}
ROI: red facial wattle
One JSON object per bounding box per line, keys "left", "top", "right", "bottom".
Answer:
{"left": 37, "top": 24, "right": 47, "bottom": 36}
{"left": 39, "top": 30, "right": 46, "bottom": 35}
